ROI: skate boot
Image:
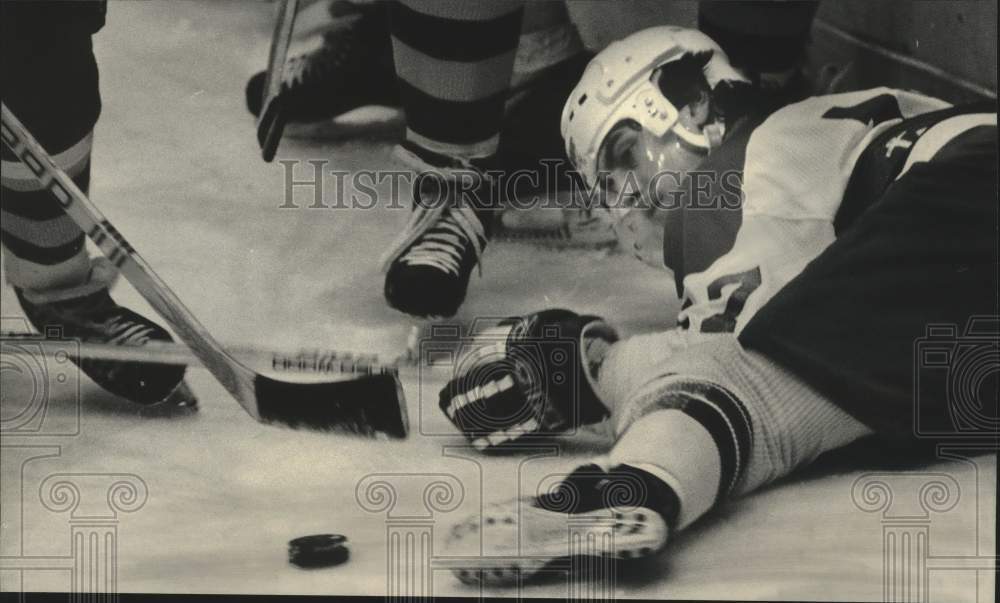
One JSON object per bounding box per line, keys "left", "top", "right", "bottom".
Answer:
{"left": 444, "top": 462, "right": 677, "bottom": 585}
{"left": 495, "top": 52, "right": 619, "bottom": 249}
{"left": 245, "top": 0, "right": 398, "bottom": 138}
{"left": 381, "top": 142, "right": 498, "bottom": 318}
{"left": 14, "top": 258, "right": 194, "bottom": 407}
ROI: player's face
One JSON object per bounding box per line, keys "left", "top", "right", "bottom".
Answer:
{"left": 596, "top": 122, "right": 707, "bottom": 211}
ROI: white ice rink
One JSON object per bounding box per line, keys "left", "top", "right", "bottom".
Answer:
{"left": 1, "top": 2, "right": 995, "bottom": 600}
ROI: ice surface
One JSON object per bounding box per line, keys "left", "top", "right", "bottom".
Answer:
{"left": 0, "top": 2, "right": 994, "bottom": 600}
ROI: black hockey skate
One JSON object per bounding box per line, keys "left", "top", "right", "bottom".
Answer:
{"left": 245, "top": 0, "right": 398, "bottom": 138}
{"left": 381, "top": 143, "right": 498, "bottom": 318}
{"left": 444, "top": 463, "right": 678, "bottom": 584}
{"left": 492, "top": 51, "right": 623, "bottom": 250}
{"left": 14, "top": 266, "right": 194, "bottom": 408}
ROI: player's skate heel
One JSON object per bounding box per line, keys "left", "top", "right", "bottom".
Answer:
{"left": 154, "top": 380, "right": 198, "bottom": 411}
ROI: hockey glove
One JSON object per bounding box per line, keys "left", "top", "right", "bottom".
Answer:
{"left": 438, "top": 309, "right": 618, "bottom": 451}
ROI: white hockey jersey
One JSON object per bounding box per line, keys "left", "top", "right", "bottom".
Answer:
{"left": 675, "top": 87, "right": 973, "bottom": 335}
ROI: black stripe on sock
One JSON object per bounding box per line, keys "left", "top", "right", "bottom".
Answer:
{"left": 389, "top": 2, "right": 522, "bottom": 63}
{"left": 691, "top": 381, "right": 753, "bottom": 497}
{"left": 656, "top": 379, "right": 753, "bottom": 500}
{"left": 1, "top": 161, "right": 91, "bottom": 220}
{"left": 0, "top": 230, "right": 85, "bottom": 265}
{"left": 398, "top": 79, "right": 506, "bottom": 145}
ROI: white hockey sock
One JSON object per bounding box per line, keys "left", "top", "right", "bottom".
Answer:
{"left": 609, "top": 409, "right": 722, "bottom": 530}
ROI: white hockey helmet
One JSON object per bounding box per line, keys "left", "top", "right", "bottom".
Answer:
{"left": 561, "top": 26, "right": 747, "bottom": 189}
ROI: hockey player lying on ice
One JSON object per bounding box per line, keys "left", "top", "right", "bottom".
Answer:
{"left": 436, "top": 26, "right": 998, "bottom": 583}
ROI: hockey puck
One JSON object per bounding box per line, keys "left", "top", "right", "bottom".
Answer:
{"left": 288, "top": 534, "right": 349, "bottom": 569}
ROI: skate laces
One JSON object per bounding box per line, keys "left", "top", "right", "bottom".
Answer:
{"left": 72, "top": 292, "right": 159, "bottom": 347}
{"left": 398, "top": 205, "right": 487, "bottom": 277}
{"left": 102, "top": 312, "right": 158, "bottom": 347}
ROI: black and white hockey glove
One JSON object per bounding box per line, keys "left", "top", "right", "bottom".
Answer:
{"left": 438, "top": 309, "right": 618, "bottom": 451}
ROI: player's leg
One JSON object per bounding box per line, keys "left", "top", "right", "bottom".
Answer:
{"left": 388, "top": 0, "right": 523, "bottom": 161}
{"left": 244, "top": 1, "right": 587, "bottom": 140}
{"left": 739, "top": 116, "right": 998, "bottom": 451}
{"left": 604, "top": 335, "right": 872, "bottom": 528}
{"left": 381, "top": 0, "right": 524, "bottom": 317}
{"left": 1, "top": 1, "right": 191, "bottom": 406}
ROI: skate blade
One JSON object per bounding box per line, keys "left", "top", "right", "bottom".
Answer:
{"left": 493, "top": 223, "right": 620, "bottom": 252}
{"left": 282, "top": 107, "right": 404, "bottom": 141}
{"left": 139, "top": 380, "right": 199, "bottom": 417}
{"left": 445, "top": 503, "right": 668, "bottom": 585}
{"left": 493, "top": 205, "right": 620, "bottom": 252}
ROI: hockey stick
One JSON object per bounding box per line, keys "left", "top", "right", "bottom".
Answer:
{"left": 257, "top": 0, "right": 300, "bottom": 162}
{"left": 1, "top": 103, "right": 408, "bottom": 438}
{"left": 0, "top": 331, "right": 409, "bottom": 377}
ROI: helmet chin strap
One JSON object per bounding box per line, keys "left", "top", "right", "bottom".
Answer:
{"left": 669, "top": 121, "right": 725, "bottom": 154}
{"left": 703, "top": 123, "right": 725, "bottom": 149}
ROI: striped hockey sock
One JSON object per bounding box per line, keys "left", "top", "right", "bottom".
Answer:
{"left": 389, "top": 0, "right": 524, "bottom": 161}
{"left": 2, "top": 132, "right": 93, "bottom": 292}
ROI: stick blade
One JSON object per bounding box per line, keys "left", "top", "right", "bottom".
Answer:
{"left": 253, "top": 373, "right": 409, "bottom": 438}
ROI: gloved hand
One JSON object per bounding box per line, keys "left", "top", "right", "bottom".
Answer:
{"left": 438, "top": 309, "right": 618, "bottom": 451}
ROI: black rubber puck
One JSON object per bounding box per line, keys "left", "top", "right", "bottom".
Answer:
{"left": 288, "top": 534, "right": 350, "bottom": 568}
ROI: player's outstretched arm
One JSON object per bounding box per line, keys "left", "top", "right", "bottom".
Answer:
{"left": 441, "top": 334, "right": 876, "bottom": 584}
{"left": 607, "top": 335, "right": 875, "bottom": 529}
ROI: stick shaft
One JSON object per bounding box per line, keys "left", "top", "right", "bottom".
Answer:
{"left": 257, "top": 0, "right": 300, "bottom": 161}
{"left": 1, "top": 103, "right": 259, "bottom": 416}
{"left": 261, "top": 0, "right": 299, "bottom": 105}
